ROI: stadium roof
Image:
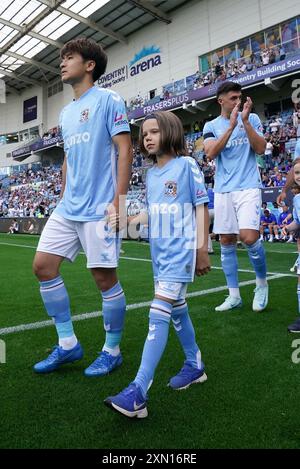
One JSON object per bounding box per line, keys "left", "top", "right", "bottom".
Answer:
{"left": 0, "top": 0, "right": 189, "bottom": 94}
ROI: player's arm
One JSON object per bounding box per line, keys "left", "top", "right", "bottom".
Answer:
{"left": 241, "top": 98, "right": 266, "bottom": 154}
{"left": 60, "top": 154, "right": 67, "bottom": 199}
{"left": 195, "top": 204, "right": 211, "bottom": 276}
{"left": 110, "top": 132, "right": 133, "bottom": 226}
{"left": 204, "top": 104, "right": 239, "bottom": 160}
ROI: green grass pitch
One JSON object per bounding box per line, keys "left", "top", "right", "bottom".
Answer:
{"left": 0, "top": 233, "right": 300, "bottom": 449}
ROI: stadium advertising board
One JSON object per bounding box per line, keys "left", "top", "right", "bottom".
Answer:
{"left": 23, "top": 96, "right": 37, "bottom": 123}
{"left": 0, "top": 217, "right": 48, "bottom": 235}
{"left": 97, "top": 45, "right": 162, "bottom": 88}
{"left": 12, "top": 135, "right": 63, "bottom": 159}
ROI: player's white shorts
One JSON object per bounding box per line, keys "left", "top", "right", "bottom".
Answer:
{"left": 155, "top": 281, "right": 187, "bottom": 300}
{"left": 213, "top": 188, "right": 261, "bottom": 234}
{"left": 37, "top": 213, "right": 121, "bottom": 268}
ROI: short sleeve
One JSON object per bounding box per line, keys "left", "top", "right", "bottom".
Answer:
{"left": 187, "top": 158, "right": 209, "bottom": 206}
{"left": 294, "top": 141, "right": 300, "bottom": 160}
{"left": 106, "top": 91, "right": 130, "bottom": 137}
{"left": 250, "top": 113, "right": 264, "bottom": 137}
{"left": 203, "top": 121, "right": 217, "bottom": 141}
{"left": 293, "top": 196, "right": 300, "bottom": 224}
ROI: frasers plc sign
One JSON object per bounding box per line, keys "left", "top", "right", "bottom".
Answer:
{"left": 98, "top": 45, "right": 162, "bottom": 88}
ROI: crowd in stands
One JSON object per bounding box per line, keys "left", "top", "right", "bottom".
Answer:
{"left": 192, "top": 45, "right": 291, "bottom": 90}
{"left": 0, "top": 167, "right": 62, "bottom": 218}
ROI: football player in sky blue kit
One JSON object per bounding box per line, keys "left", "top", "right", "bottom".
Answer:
{"left": 104, "top": 111, "right": 211, "bottom": 418}
{"left": 32, "top": 38, "right": 133, "bottom": 375}
{"left": 203, "top": 82, "right": 268, "bottom": 312}
{"left": 282, "top": 160, "right": 300, "bottom": 333}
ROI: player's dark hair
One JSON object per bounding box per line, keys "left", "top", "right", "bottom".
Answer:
{"left": 139, "top": 111, "right": 187, "bottom": 163}
{"left": 216, "top": 81, "right": 242, "bottom": 99}
{"left": 60, "top": 37, "right": 107, "bottom": 82}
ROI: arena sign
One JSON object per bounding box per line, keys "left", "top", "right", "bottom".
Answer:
{"left": 97, "top": 45, "right": 162, "bottom": 88}
{"left": 128, "top": 53, "right": 300, "bottom": 119}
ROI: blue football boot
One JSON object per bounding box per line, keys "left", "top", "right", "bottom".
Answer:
{"left": 168, "top": 363, "right": 207, "bottom": 390}
{"left": 33, "top": 342, "right": 83, "bottom": 373}
{"left": 104, "top": 382, "right": 148, "bottom": 418}
{"left": 84, "top": 350, "right": 122, "bottom": 377}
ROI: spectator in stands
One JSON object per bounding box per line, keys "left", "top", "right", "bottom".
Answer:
{"left": 264, "top": 137, "right": 273, "bottom": 170}
{"left": 277, "top": 203, "right": 293, "bottom": 242}
{"left": 8, "top": 218, "right": 19, "bottom": 234}
{"left": 273, "top": 172, "right": 286, "bottom": 187}
{"left": 259, "top": 208, "right": 279, "bottom": 242}
{"left": 279, "top": 45, "right": 286, "bottom": 61}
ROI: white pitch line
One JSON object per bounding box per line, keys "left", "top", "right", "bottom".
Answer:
{"left": 0, "top": 273, "right": 286, "bottom": 336}
{"left": 0, "top": 239, "right": 298, "bottom": 257}
{"left": 0, "top": 241, "right": 296, "bottom": 277}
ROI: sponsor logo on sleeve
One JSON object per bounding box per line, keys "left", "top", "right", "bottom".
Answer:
{"left": 114, "top": 112, "right": 129, "bottom": 126}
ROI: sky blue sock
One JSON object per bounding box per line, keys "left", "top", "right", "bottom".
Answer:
{"left": 102, "top": 282, "right": 126, "bottom": 352}
{"left": 134, "top": 298, "right": 172, "bottom": 398}
{"left": 245, "top": 239, "right": 267, "bottom": 283}
{"left": 172, "top": 300, "right": 202, "bottom": 369}
{"left": 39, "top": 276, "right": 74, "bottom": 340}
{"left": 56, "top": 320, "right": 74, "bottom": 339}
{"left": 221, "top": 244, "right": 239, "bottom": 289}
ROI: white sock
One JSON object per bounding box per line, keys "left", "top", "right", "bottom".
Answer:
{"left": 229, "top": 288, "right": 241, "bottom": 298}
{"left": 289, "top": 235, "right": 293, "bottom": 240}
{"left": 59, "top": 335, "right": 78, "bottom": 350}
{"left": 102, "top": 345, "right": 120, "bottom": 357}
{"left": 269, "top": 235, "right": 273, "bottom": 241}
{"left": 275, "top": 235, "right": 279, "bottom": 239}
{"left": 256, "top": 278, "right": 268, "bottom": 287}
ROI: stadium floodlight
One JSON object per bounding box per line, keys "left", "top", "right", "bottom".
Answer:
{"left": 264, "top": 77, "right": 280, "bottom": 91}
{"left": 191, "top": 99, "right": 208, "bottom": 112}
{"left": 182, "top": 102, "right": 196, "bottom": 114}
{"left": 130, "top": 118, "right": 141, "bottom": 127}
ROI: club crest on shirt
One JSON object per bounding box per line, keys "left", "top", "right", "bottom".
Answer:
{"left": 165, "top": 181, "right": 177, "bottom": 197}
{"left": 79, "top": 108, "right": 89, "bottom": 122}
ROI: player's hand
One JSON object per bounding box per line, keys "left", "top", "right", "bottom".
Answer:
{"left": 195, "top": 251, "right": 211, "bottom": 276}
{"left": 107, "top": 199, "right": 127, "bottom": 232}
{"left": 277, "top": 190, "right": 286, "bottom": 206}
{"left": 281, "top": 226, "right": 288, "bottom": 237}
{"left": 229, "top": 103, "right": 240, "bottom": 130}
{"left": 106, "top": 210, "right": 119, "bottom": 232}
{"left": 241, "top": 97, "right": 253, "bottom": 123}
